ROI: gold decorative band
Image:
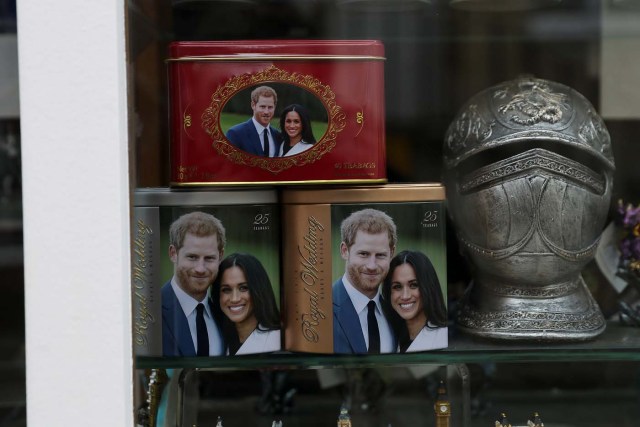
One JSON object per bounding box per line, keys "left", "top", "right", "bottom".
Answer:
{"left": 280, "top": 183, "right": 446, "bottom": 204}
{"left": 167, "top": 55, "right": 386, "bottom": 62}
{"left": 170, "top": 178, "right": 388, "bottom": 187}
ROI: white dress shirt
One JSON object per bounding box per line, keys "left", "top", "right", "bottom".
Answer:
{"left": 171, "top": 278, "right": 223, "bottom": 356}
{"left": 342, "top": 274, "right": 394, "bottom": 353}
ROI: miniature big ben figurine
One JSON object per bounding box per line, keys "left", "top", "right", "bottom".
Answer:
{"left": 144, "top": 368, "right": 168, "bottom": 427}
{"left": 337, "top": 405, "right": 352, "bottom": 427}
{"left": 434, "top": 381, "right": 451, "bottom": 427}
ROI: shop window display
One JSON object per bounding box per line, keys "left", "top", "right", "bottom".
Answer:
{"left": 128, "top": 1, "right": 640, "bottom": 426}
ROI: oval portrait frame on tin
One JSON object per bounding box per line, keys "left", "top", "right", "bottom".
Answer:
{"left": 202, "top": 65, "right": 346, "bottom": 174}
{"left": 221, "top": 83, "right": 329, "bottom": 155}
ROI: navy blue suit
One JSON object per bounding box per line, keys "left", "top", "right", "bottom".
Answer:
{"left": 226, "top": 119, "right": 282, "bottom": 157}
{"left": 333, "top": 278, "right": 366, "bottom": 353}
{"left": 332, "top": 278, "right": 396, "bottom": 354}
{"left": 161, "top": 281, "right": 222, "bottom": 357}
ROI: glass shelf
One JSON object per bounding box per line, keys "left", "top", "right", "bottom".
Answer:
{"left": 135, "top": 321, "right": 640, "bottom": 369}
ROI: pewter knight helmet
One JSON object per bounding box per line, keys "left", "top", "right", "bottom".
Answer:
{"left": 443, "top": 76, "right": 615, "bottom": 341}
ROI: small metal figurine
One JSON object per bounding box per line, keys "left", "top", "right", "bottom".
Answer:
{"left": 272, "top": 420, "right": 283, "bottom": 427}
{"left": 495, "top": 413, "right": 511, "bottom": 427}
{"left": 434, "top": 381, "right": 451, "bottom": 427}
{"left": 494, "top": 412, "right": 544, "bottom": 427}
{"left": 619, "top": 301, "right": 640, "bottom": 326}
{"left": 216, "top": 416, "right": 223, "bottom": 427}
{"left": 337, "top": 405, "right": 352, "bottom": 427}
{"left": 527, "top": 412, "right": 544, "bottom": 427}
{"left": 444, "top": 75, "right": 614, "bottom": 341}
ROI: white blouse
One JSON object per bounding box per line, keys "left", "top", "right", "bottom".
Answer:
{"left": 405, "top": 326, "right": 448, "bottom": 352}
{"left": 234, "top": 327, "right": 281, "bottom": 355}
{"left": 279, "top": 140, "right": 313, "bottom": 157}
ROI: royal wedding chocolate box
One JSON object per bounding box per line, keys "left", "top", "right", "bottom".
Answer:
{"left": 167, "top": 40, "right": 386, "bottom": 186}
{"left": 132, "top": 188, "right": 282, "bottom": 358}
{"left": 281, "top": 184, "right": 448, "bottom": 354}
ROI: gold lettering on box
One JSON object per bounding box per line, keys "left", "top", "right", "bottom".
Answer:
{"left": 298, "top": 216, "right": 327, "bottom": 342}
{"left": 342, "top": 162, "right": 376, "bottom": 169}
{"left": 284, "top": 203, "right": 333, "bottom": 353}
{"left": 132, "top": 219, "right": 155, "bottom": 347}
{"left": 177, "top": 164, "right": 200, "bottom": 181}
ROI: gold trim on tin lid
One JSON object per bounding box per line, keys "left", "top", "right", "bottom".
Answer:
{"left": 166, "top": 54, "right": 386, "bottom": 62}
{"left": 280, "top": 183, "right": 445, "bottom": 204}
{"left": 170, "top": 178, "right": 388, "bottom": 187}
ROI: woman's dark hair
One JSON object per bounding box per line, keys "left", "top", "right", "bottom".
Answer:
{"left": 211, "top": 253, "right": 280, "bottom": 355}
{"left": 279, "top": 103, "right": 316, "bottom": 154}
{"left": 381, "top": 250, "right": 447, "bottom": 353}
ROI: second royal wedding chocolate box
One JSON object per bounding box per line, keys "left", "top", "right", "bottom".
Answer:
{"left": 132, "top": 185, "right": 447, "bottom": 358}
{"left": 167, "top": 40, "right": 387, "bottom": 186}
{"left": 281, "top": 184, "right": 448, "bottom": 354}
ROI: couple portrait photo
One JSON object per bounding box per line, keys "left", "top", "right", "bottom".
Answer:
{"left": 332, "top": 207, "right": 448, "bottom": 354}
{"left": 160, "top": 209, "right": 281, "bottom": 357}
{"left": 223, "top": 84, "right": 328, "bottom": 158}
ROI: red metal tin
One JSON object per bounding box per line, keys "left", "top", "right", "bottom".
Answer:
{"left": 168, "top": 40, "right": 386, "bottom": 186}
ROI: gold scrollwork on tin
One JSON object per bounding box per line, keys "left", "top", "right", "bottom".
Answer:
{"left": 354, "top": 111, "right": 364, "bottom": 137}
{"left": 183, "top": 103, "right": 194, "bottom": 140}
{"left": 201, "top": 65, "right": 346, "bottom": 174}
